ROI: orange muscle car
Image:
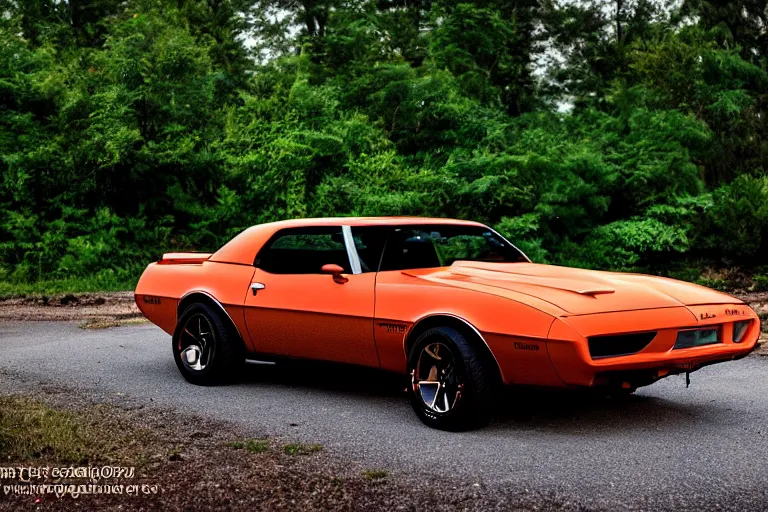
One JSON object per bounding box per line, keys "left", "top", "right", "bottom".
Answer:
{"left": 135, "top": 217, "right": 761, "bottom": 430}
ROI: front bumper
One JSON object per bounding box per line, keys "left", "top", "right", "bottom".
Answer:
{"left": 546, "top": 305, "right": 761, "bottom": 388}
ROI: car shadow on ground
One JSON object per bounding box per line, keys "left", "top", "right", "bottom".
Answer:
{"left": 487, "top": 387, "right": 704, "bottom": 434}
{"left": 238, "top": 359, "right": 715, "bottom": 434}
{"left": 240, "top": 358, "right": 407, "bottom": 398}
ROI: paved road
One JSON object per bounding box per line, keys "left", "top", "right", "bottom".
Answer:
{"left": 1, "top": 321, "right": 767, "bottom": 510}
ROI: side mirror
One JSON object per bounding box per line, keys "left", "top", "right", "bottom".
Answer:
{"left": 321, "top": 263, "right": 348, "bottom": 284}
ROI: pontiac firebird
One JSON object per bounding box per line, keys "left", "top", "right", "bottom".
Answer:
{"left": 135, "top": 217, "right": 761, "bottom": 430}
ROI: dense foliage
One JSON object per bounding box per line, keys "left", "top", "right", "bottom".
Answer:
{"left": 1, "top": 0, "right": 767, "bottom": 290}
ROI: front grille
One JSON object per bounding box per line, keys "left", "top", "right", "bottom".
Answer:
{"left": 588, "top": 332, "right": 657, "bottom": 359}
{"left": 674, "top": 326, "right": 720, "bottom": 349}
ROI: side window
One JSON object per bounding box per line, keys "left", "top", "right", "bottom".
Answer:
{"left": 379, "top": 228, "right": 441, "bottom": 271}
{"left": 350, "top": 226, "right": 390, "bottom": 272}
{"left": 256, "top": 227, "right": 351, "bottom": 274}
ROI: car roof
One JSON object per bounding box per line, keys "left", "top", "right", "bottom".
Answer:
{"left": 264, "top": 217, "right": 485, "bottom": 227}
{"left": 209, "top": 217, "right": 488, "bottom": 265}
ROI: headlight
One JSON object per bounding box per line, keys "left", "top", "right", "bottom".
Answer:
{"left": 732, "top": 320, "right": 751, "bottom": 343}
{"left": 674, "top": 327, "right": 720, "bottom": 349}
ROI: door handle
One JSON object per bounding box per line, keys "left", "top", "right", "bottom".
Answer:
{"left": 250, "top": 282, "right": 266, "bottom": 296}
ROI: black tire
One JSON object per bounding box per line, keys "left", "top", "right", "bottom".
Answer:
{"left": 172, "top": 302, "right": 244, "bottom": 385}
{"left": 407, "top": 326, "right": 497, "bottom": 431}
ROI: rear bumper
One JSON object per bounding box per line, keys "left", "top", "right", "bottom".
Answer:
{"left": 134, "top": 263, "right": 180, "bottom": 335}
{"left": 546, "top": 305, "right": 761, "bottom": 388}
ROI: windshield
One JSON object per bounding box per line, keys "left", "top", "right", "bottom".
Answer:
{"left": 378, "top": 225, "right": 529, "bottom": 271}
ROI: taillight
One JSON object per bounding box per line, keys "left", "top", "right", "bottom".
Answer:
{"left": 732, "top": 320, "right": 751, "bottom": 343}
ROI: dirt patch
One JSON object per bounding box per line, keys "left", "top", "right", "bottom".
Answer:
{"left": 0, "top": 384, "right": 559, "bottom": 512}
{"left": 733, "top": 291, "right": 768, "bottom": 305}
{"left": 0, "top": 292, "right": 139, "bottom": 323}
{"left": 78, "top": 318, "right": 148, "bottom": 330}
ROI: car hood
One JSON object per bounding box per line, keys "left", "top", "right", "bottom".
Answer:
{"left": 402, "top": 261, "right": 742, "bottom": 316}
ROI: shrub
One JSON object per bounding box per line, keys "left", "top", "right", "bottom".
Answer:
{"left": 705, "top": 175, "right": 768, "bottom": 264}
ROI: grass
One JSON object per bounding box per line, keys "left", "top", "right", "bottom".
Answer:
{"left": 283, "top": 442, "right": 323, "bottom": 456}
{"left": 362, "top": 470, "right": 389, "bottom": 480}
{"left": 0, "top": 396, "right": 112, "bottom": 464}
{"left": 753, "top": 274, "right": 768, "bottom": 292}
{"left": 0, "top": 274, "right": 137, "bottom": 299}
{"left": 167, "top": 447, "right": 184, "bottom": 461}
{"left": 0, "top": 396, "right": 159, "bottom": 472}
{"left": 227, "top": 438, "right": 270, "bottom": 453}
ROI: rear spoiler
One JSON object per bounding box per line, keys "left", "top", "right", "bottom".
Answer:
{"left": 157, "top": 252, "right": 213, "bottom": 265}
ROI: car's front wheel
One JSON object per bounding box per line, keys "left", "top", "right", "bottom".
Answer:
{"left": 407, "top": 326, "right": 496, "bottom": 431}
{"left": 172, "top": 302, "right": 244, "bottom": 385}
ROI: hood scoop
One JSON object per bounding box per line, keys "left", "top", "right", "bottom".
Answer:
{"left": 576, "top": 288, "right": 615, "bottom": 296}
{"left": 446, "top": 263, "right": 616, "bottom": 297}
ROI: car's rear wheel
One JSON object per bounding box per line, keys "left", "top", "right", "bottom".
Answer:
{"left": 172, "top": 302, "right": 244, "bottom": 385}
{"left": 407, "top": 326, "right": 496, "bottom": 431}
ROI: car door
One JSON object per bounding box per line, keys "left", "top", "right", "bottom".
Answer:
{"left": 242, "top": 225, "right": 379, "bottom": 367}
{"left": 367, "top": 226, "right": 444, "bottom": 372}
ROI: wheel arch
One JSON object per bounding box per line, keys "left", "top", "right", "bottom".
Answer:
{"left": 177, "top": 291, "right": 244, "bottom": 344}
{"left": 405, "top": 314, "right": 504, "bottom": 385}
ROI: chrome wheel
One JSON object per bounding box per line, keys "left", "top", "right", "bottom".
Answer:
{"left": 178, "top": 314, "right": 214, "bottom": 372}
{"left": 412, "top": 341, "right": 463, "bottom": 414}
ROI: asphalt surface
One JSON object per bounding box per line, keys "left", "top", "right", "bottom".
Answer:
{"left": 1, "top": 321, "right": 767, "bottom": 511}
